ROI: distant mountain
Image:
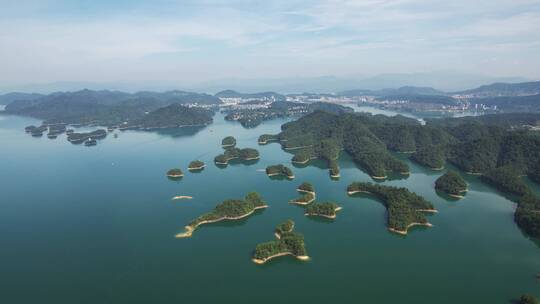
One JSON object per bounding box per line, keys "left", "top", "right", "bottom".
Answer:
{"left": 215, "top": 90, "right": 285, "bottom": 101}
{"left": 453, "top": 81, "right": 540, "bottom": 97}
{"left": 339, "top": 86, "right": 445, "bottom": 97}
{"left": 0, "top": 92, "right": 44, "bottom": 105}
{"left": 4, "top": 89, "right": 221, "bottom": 125}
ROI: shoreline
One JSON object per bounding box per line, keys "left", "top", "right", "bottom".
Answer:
{"left": 167, "top": 174, "right": 184, "bottom": 178}
{"left": 172, "top": 196, "right": 193, "bottom": 200}
{"left": 297, "top": 189, "right": 315, "bottom": 195}
{"left": 388, "top": 222, "right": 433, "bottom": 235}
{"left": 252, "top": 252, "right": 310, "bottom": 264}
{"left": 289, "top": 197, "right": 315, "bottom": 205}
{"left": 267, "top": 172, "right": 295, "bottom": 179}
{"left": 416, "top": 208, "right": 438, "bottom": 213}
{"left": 305, "top": 207, "right": 342, "bottom": 219}
{"left": 347, "top": 190, "right": 372, "bottom": 195}
{"left": 188, "top": 165, "right": 206, "bottom": 170}
{"left": 371, "top": 175, "right": 387, "bottom": 180}
{"left": 176, "top": 205, "right": 268, "bottom": 238}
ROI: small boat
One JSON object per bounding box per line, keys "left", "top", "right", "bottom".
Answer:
{"left": 84, "top": 138, "right": 97, "bottom": 146}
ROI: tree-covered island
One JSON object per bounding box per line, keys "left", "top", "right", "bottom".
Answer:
{"left": 274, "top": 219, "right": 295, "bottom": 239}
{"left": 290, "top": 192, "right": 316, "bottom": 205}
{"left": 290, "top": 182, "right": 316, "bottom": 205}
{"left": 258, "top": 134, "right": 279, "bottom": 145}
{"left": 167, "top": 168, "right": 184, "bottom": 178}
{"left": 252, "top": 220, "right": 309, "bottom": 264}
{"left": 221, "top": 136, "right": 236, "bottom": 148}
{"left": 347, "top": 182, "right": 436, "bottom": 235}
{"left": 214, "top": 147, "right": 260, "bottom": 165}
{"left": 435, "top": 171, "right": 468, "bottom": 198}
{"left": 176, "top": 192, "right": 267, "bottom": 238}
{"left": 188, "top": 160, "right": 205, "bottom": 171}
{"left": 297, "top": 182, "right": 315, "bottom": 194}
{"left": 266, "top": 164, "right": 295, "bottom": 179}
{"left": 67, "top": 129, "right": 107, "bottom": 144}
{"left": 304, "top": 202, "right": 342, "bottom": 219}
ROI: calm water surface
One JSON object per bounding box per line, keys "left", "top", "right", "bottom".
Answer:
{"left": 0, "top": 111, "right": 538, "bottom": 304}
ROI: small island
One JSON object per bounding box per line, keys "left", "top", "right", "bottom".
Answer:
{"left": 435, "top": 171, "right": 467, "bottom": 198}
{"left": 221, "top": 136, "right": 236, "bottom": 148}
{"left": 274, "top": 219, "right": 294, "bottom": 239}
{"left": 167, "top": 168, "right": 184, "bottom": 178}
{"left": 214, "top": 147, "right": 260, "bottom": 165}
{"left": 258, "top": 134, "right": 279, "bottom": 145}
{"left": 252, "top": 220, "right": 309, "bottom": 264}
{"left": 266, "top": 164, "right": 295, "bottom": 179}
{"left": 67, "top": 129, "right": 107, "bottom": 144}
{"left": 304, "top": 202, "right": 342, "bottom": 219}
{"left": 176, "top": 192, "right": 268, "bottom": 238}
{"left": 290, "top": 192, "right": 315, "bottom": 205}
{"left": 297, "top": 182, "right": 315, "bottom": 194}
{"left": 188, "top": 160, "right": 206, "bottom": 171}
{"left": 347, "top": 182, "right": 436, "bottom": 235}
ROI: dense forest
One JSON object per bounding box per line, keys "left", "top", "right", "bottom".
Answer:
{"left": 348, "top": 182, "right": 435, "bottom": 234}
{"left": 221, "top": 136, "right": 236, "bottom": 147}
{"left": 4, "top": 89, "right": 220, "bottom": 126}
{"left": 214, "top": 146, "right": 260, "bottom": 165}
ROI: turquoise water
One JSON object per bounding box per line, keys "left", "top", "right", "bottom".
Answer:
{"left": 0, "top": 112, "right": 538, "bottom": 303}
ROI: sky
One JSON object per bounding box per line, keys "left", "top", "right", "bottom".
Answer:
{"left": 1, "top": 0, "right": 539, "bottom": 89}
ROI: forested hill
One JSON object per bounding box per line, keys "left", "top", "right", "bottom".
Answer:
{"left": 268, "top": 111, "right": 540, "bottom": 182}
{"left": 3, "top": 89, "right": 221, "bottom": 126}
{"left": 126, "top": 104, "right": 214, "bottom": 129}
{"left": 0, "top": 92, "right": 44, "bottom": 105}
{"left": 453, "top": 81, "right": 540, "bottom": 97}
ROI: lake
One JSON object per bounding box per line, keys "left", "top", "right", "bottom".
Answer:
{"left": 0, "top": 111, "right": 538, "bottom": 303}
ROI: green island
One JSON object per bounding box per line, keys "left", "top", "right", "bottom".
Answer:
{"left": 290, "top": 182, "right": 316, "bottom": 205}
{"left": 519, "top": 294, "right": 540, "bottom": 304}
{"left": 274, "top": 219, "right": 295, "bottom": 238}
{"left": 290, "top": 192, "right": 315, "bottom": 205}
{"left": 166, "top": 168, "right": 184, "bottom": 178}
{"left": 214, "top": 147, "right": 260, "bottom": 165}
{"left": 297, "top": 182, "right": 315, "bottom": 194}
{"left": 258, "top": 134, "right": 279, "bottom": 145}
{"left": 304, "top": 202, "right": 342, "bottom": 219}
{"left": 347, "top": 182, "right": 436, "bottom": 235}
{"left": 176, "top": 192, "right": 268, "bottom": 238}
{"left": 221, "top": 136, "right": 236, "bottom": 148}
{"left": 252, "top": 220, "right": 309, "bottom": 264}
{"left": 67, "top": 129, "right": 107, "bottom": 144}
{"left": 188, "top": 160, "right": 205, "bottom": 171}
{"left": 266, "top": 164, "right": 295, "bottom": 179}
{"left": 435, "top": 171, "right": 468, "bottom": 198}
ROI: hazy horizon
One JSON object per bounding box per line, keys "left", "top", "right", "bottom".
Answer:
{"left": 1, "top": 0, "right": 540, "bottom": 91}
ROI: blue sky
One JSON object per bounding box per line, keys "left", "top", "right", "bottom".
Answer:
{"left": 1, "top": 0, "right": 539, "bottom": 87}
